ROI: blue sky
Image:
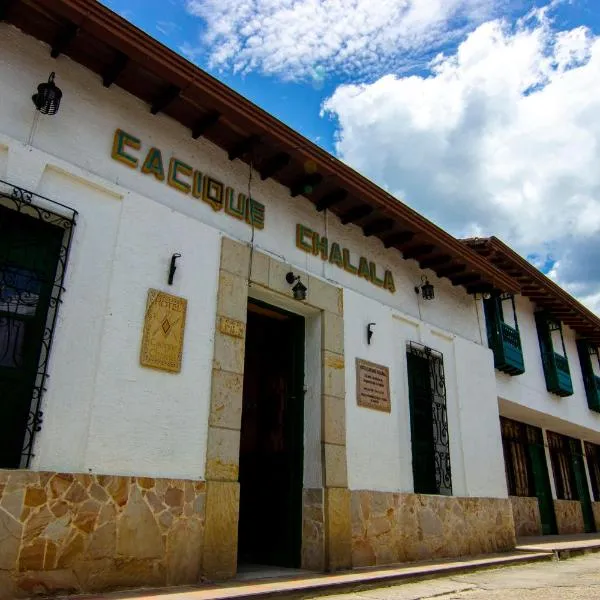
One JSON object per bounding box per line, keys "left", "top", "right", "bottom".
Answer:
{"left": 100, "top": 0, "right": 600, "bottom": 312}
{"left": 101, "top": 0, "right": 600, "bottom": 154}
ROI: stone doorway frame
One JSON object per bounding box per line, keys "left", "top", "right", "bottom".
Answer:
{"left": 201, "top": 237, "right": 351, "bottom": 579}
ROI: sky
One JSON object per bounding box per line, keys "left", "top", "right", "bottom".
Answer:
{"left": 101, "top": 0, "right": 600, "bottom": 314}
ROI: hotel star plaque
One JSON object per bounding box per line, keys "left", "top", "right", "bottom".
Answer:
{"left": 140, "top": 289, "right": 187, "bottom": 373}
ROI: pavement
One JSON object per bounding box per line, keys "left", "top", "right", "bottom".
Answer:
{"left": 61, "top": 534, "right": 600, "bottom": 600}
{"left": 312, "top": 553, "right": 600, "bottom": 599}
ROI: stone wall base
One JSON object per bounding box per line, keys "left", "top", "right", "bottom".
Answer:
{"left": 351, "top": 491, "right": 516, "bottom": 567}
{"left": 554, "top": 499, "right": 584, "bottom": 534}
{"left": 509, "top": 496, "right": 542, "bottom": 537}
{"left": 0, "top": 470, "right": 205, "bottom": 598}
{"left": 593, "top": 502, "right": 600, "bottom": 532}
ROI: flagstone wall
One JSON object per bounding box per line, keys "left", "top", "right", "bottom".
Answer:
{"left": 351, "top": 491, "right": 516, "bottom": 567}
{"left": 0, "top": 469, "right": 205, "bottom": 598}
{"left": 509, "top": 496, "right": 542, "bottom": 537}
{"left": 553, "top": 499, "right": 584, "bottom": 534}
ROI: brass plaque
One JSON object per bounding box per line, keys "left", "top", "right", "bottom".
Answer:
{"left": 356, "top": 358, "right": 391, "bottom": 413}
{"left": 218, "top": 316, "right": 245, "bottom": 339}
{"left": 140, "top": 289, "right": 187, "bottom": 373}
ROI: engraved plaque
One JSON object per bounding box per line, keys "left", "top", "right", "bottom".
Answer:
{"left": 140, "top": 289, "right": 187, "bottom": 373}
{"left": 219, "top": 316, "right": 245, "bottom": 338}
{"left": 356, "top": 358, "right": 391, "bottom": 412}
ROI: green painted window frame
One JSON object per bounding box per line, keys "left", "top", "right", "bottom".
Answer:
{"left": 576, "top": 340, "right": 600, "bottom": 413}
{"left": 534, "top": 312, "right": 573, "bottom": 396}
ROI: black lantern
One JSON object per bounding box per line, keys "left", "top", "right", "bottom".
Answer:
{"left": 286, "top": 272, "right": 307, "bottom": 301}
{"left": 415, "top": 275, "right": 435, "bottom": 300}
{"left": 32, "top": 72, "right": 62, "bottom": 115}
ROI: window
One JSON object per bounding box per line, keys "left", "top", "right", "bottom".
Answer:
{"left": 406, "top": 342, "right": 451, "bottom": 495}
{"left": 585, "top": 442, "right": 600, "bottom": 501}
{"left": 546, "top": 431, "right": 578, "bottom": 500}
{"left": 500, "top": 417, "right": 539, "bottom": 497}
{"left": 576, "top": 341, "right": 600, "bottom": 412}
{"left": 534, "top": 312, "right": 573, "bottom": 396}
{"left": 483, "top": 293, "right": 524, "bottom": 375}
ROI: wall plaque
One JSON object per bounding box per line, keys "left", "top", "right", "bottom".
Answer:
{"left": 356, "top": 358, "right": 391, "bottom": 412}
{"left": 140, "top": 289, "right": 187, "bottom": 373}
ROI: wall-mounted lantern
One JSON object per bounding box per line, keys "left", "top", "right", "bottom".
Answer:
{"left": 168, "top": 253, "right": 181, "bottom": 285}
{"left": 32, "top": 72, "right": 62, "bottom": 115}
{"left": 415, "top": 275, "right": 435, "bottom": 300}
{"left": 286, "top": 271, "right": 307, "bottom": 301}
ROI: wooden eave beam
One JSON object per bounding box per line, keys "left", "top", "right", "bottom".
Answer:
{"left": 0, "top": 0, "right": 16, "bottom": 20}
{"left": 363, "top": 218, "right": 394, "bottom": 237}
{"left": 150, "top": 84, "right": 181, "bottom": 115}
{"left": 402, "top": 244, "right": 435, "bottom": 261}
{"left": 451, "top": 273, "right": 481, "bottom": 286}
{"left": 102, "top": 51, "right": 128, "bottom": 87}
{"left": 50, "top": 21, "right": 78, "bottom": 58}
{"left": 382, "top": 231, "right": 414, "bottom": 248}
{"left": 290, "top": 173, "right": 323, "bottom": 197}
{"left": 316, "top": 189, "right": 347, "bottom": 212}
{"left": 420, "top": 254, "right": 452, "bottom": 269}
{"left": 436, "top": 264, "right": 467, "bottom": 278}
{"left": 466, "top": 282, "right": 495, "bottom": 295}
{"left": 260, "top": 152, "right": 290, "bottom": 180}
{"left": 340, "top": 205, "right": 373, "bottom": 225}
{"left": 228, "top": 135, "right": 261, "bottom": 161}
{"left": 191, "top": 111, "right": 220, "bottom": 139}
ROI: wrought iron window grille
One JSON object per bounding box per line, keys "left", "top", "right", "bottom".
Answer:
{"left": 0, "top": 179, "right": 77, "bottom": 468}
{"left": 406, "top": 341, "right": 452, "bottom": 495}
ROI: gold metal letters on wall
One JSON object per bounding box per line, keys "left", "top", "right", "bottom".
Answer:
{"left": 140, "top": 289, "right": 187, "bottom": 373}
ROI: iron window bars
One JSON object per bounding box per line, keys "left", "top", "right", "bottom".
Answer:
{"left": 0, "top": 179, "right": 77, "bottom": 467}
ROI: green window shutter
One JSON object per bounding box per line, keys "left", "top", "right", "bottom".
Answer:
{"left": 577, "top": 340, "right": 600, "bottom": 412}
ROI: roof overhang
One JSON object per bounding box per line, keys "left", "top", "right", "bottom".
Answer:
{"left": 463, "top": 237, "right": 600, "bottom": 343}
{"left": 3, "top": 0, "right": 519, "bottom": 295}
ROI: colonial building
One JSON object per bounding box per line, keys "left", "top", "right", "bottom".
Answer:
{"left": 0, "top": 1, "right": 598, "bottom": 597}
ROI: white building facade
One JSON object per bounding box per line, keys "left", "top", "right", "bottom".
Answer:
{"left": 0, "top": 2, "right": 598, "bottom": 597}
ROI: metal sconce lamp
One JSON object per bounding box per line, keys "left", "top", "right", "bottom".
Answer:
{"left": 415, "top": 275, "right": 435, "bottom": 300}
{"left": 168, "top": 253, "right": 181, "bottom": 285}
{"left": 367, "top": 322, "right": 375, "bottom": 345}
{"left": 32, "top": 72, "right": 62, "bottom": 115}
{"left": 286, "top": 272, "right": 307, "bottom": 301}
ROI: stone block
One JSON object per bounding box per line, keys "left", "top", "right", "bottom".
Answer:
{"left": 322, "top": 311, "right": 344, "bottom": 355}
{"left": 554, "top": 499, "right": 585, "bottom": 534}
{"left": 202, "top": 481, "right": 240, "bottom": 580}
{"left": 324, "top": 443, "right": 348, "bottom": 489}
{"left": 217, "top": 270, "right": 248, "bottom": 323}
{"left": 249, "top": 250, "right": 270, "bottom": 287}
{"left": 15, "top": 568, "right": 79, "bottom": 597}
{"left": 323, "top": 395, "right": 346, "bottom": 445}
{"left": 209, "top": 369, "right": 244, "bottom": 429}
{"left": 308, "top": 276, "right": 343, "bottom": 315}
{"left": 510, "top": 496, "right": 542, "bottom": 537}
{"left": 166, "top": 518, "right": 203, "bottom": 585}
{"left": 220, "top": 237, "right": 251, "bottom": 278}
{"left": 322, "top": 351, "right": 345, "bottom": 399}
{"left": 116, "top": 486, "right": 163, "bottom": 559}
{"left": 0, "top": 508, "right": 22, "bottom": 569}
{"left": 205, "top": 427, "right": 241, "bottom": 481}
{"left": 325, "top": 487, "right": 352, "bottom": 571}
{"left": 593, "top": 502, "right": 600, "bottom": 532}
{"left": 267, "top": 257, "right": 293, "bottom": 297}
{"left": 1, "top": 487, "right": 24, "bottom": 520}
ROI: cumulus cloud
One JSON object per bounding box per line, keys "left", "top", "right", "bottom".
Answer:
{"left": 322, "top": 11, "right": 600, "bottom": 313}
{"left": 183, "top": 0, "right": 495, "bottom": 79}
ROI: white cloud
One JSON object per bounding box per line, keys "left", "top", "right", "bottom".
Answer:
{"left": 183, "top": 0, "right": 495, "bottom": 79}
{"left": 322, "top": 11, "right": 600, "bottom": 314}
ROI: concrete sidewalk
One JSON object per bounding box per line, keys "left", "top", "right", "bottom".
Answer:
{"left": 63, "top": 551, "right": 552, "bottom": 600}
{"left": 516, "top": 533, "right": 600, "bottom": 559}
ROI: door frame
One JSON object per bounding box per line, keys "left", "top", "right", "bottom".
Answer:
{"left": 201, "top": 237, "right": 351, "bottom": 579}
{"left": 0, "top": 180, "right": 77, "bottom": 467}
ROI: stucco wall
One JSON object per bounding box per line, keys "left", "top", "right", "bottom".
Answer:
{"left": 490, "top": 295, "right": 600, "bottom": 442}
{"left": 0, "top": 23, "right": 494, "bottom": 482}
{"left": 343, "top": 289, "right": 507, "bottom": 498}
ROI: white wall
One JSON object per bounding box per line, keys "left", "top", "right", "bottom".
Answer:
{"left": 487, "top": 294, "right": 600, "bottom": 443}
{"left": 0, "top": 24, "right": 500, "bottom": 484}
{"left": 344, "top": 289, "right": 507, "bottom": 498}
